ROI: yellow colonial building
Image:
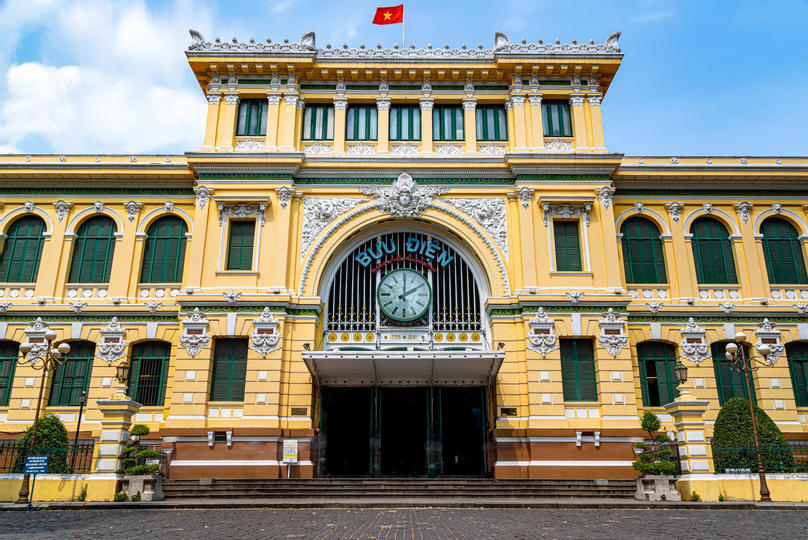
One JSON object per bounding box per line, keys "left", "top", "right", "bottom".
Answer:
{"left": 1, "top": 29, "right": 808, "bottom": 501}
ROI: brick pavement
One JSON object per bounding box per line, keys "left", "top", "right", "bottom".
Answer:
{"left": 0, "top": 508, "right": 806, "bottom": 539}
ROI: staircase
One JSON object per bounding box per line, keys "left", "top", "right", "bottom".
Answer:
{"left": 162, "top": 478, "right": 636, "bottom": 500}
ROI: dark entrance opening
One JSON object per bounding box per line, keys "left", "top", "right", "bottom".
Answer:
{"left": 320, "top": 387, "right": 372, "bottom": 476}
{"left": 437, "top": 387, "right": 486, "bottom": 476}
{"left": 380, "top": 387, "right": 428, "bottom": 476}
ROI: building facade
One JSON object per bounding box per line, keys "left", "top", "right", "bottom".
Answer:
{"left": 1, "top": 30, "right": 808, "bottom": 492}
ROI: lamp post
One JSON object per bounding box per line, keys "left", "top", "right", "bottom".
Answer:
{"left": 674, "top": 360, "right": 689, "bottom": 395}
{"left": 725, "top": 332, "right": 772, "bottom": 502}
{"left": 113, "top": 359, "right": 131, "bottom": 400}
{"left": 14, "top": 331, "right": 71, "bottom": 505}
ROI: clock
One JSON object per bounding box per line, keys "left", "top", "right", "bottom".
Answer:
{"left": 377, "top": 268, "right": 432, "bottom": 322}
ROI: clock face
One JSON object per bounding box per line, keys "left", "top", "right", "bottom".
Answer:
{"left": 377, "top": 269, "right": 432, "bottom": 322}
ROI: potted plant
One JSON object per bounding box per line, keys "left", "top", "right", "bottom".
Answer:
{"left": 120, "top": 424, "right": 164, "bottom": 501}
{"left": 633, "top": 410, "right": 681, "bottom": 501}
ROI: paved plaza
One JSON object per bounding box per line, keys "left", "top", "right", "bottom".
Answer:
{"left": 0, "top": 507, "right": 806, "bottom": 539}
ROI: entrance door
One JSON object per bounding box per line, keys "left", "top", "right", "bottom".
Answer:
{"left": 380, "top": 387, "right": 428, "bottom": 476}
{"left": 437, "top": 387, "right": 486, "bottom": 476}
{"left": 320, "top": 387, "right": 372, "bottom": 476}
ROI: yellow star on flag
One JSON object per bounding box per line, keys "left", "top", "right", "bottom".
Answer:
{"left": 383, "top": 11, "right": 392, "bottom": 20}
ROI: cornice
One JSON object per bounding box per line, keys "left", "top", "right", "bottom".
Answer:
{"left": 294, "top": 169, "right": 514, "bottom": 179}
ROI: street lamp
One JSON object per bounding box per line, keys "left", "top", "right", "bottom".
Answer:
{"left": 725, "top": 331, "right": 772, "bottom": 502}
{"left": 14, "top": 330, "right": 70, "bottom": 505}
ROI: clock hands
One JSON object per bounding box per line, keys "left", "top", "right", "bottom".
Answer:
{"left": 400, "top": 282, "right": 426, "bottom": 299}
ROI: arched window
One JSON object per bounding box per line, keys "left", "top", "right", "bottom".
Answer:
{"left": 761, "top": 218, "right": 808, "bottom": 285}
{"left": 0, "top": 216, "right": 46, "bottom": 283}
{"left": 49, "top": 341, "right": 94, "bottom": 407}
{"left": 637, "top": 342, "right": 678, "bottom": 407}
{"left": 68, "top": 217, "right": 117, "bottom": 283}
{"left": 128, "top": 341, "right": 172, "bottom": 406}
{"left": 712, "top": 342, "right": 755, "bottom": 405}
{"left": 621, "top": 217, "right": 667, "bottom": 284}
{"left": 0, "top": 341, "right": 19, "bottom": 407}
{"left": 786, "top": 342, "right": 808, "bottom": 407}
{"left": 691, "top": 218, "right": 738, "bottom": 284}
{"left": 140, "top": 216, "right": 188, "bottom": 284}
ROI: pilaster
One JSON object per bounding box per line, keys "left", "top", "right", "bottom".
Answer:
{"left": 587, "top": 94, "right": 607, "bottom": 153}
{"left": 34, "top": 204, "right": 68, "bottom": 299}
{"left": 202, "top": 94, "right": 221, "bottom": 151}
{"left": 376, "top": 98, "right": 391, "bottom": 154}
{"left": 419, "top": 98, "right": 434, "bottom": 154}
{"left": 216, "top": 93, "right": 240, "bottom": 152}
{"left": 569, "top": 94, "right": 589, "bottom": 153}
{"left": 462, "top": 98, "right": 477, "bottom": 154}
{"left": 184, "top": 188, "right": 212, "bottom": 292}
{"left": 264, "top": 93, "right": 282, "bottom": 151}
{"left": 279, "top": 94, "right": 299, "bottom": 151}
{"left": 331, "top": 98, "right": 348, "bottom": 155}
{"left": 510, "top": 95, "right": 528, "bottom": 152}
{"left": 527, "top": 95, "right": 545, "bottom": 152}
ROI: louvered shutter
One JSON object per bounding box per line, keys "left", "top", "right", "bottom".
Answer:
{"left": 141, "top": 235, "right": 154, "bottom": 282}
{"left": 638, "top": 359, "right": 651, "bottom": 406}
{"left": 576, "top": 341, "right": 597, "bottom": 401}
{"left": 560, "top": 340, "right": 578, "bottom": 400}
{"left": 211, "top": 344, "right": 233, "bottom": 401}
{"left": 656, "top": 359, "right": 672, "bottom": 405}
{"left": 793, "top": 361, "right": 808, "bottom": 407}
{"left": 565, "top": 223, "right": 582, "bottom": 271}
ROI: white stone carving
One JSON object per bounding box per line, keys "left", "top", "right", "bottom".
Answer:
{"left": 207, "top": 94, "right": 222, "bottom": 105}
{"left": 189, "top": 30, "right": 621, "bottom": 58}
{"left": 511, "top": 95, "right": 525, "bottom": 107}
{"left": 597, "top": 187, "right": 613, "bottom": 210}
{"left": 587, "top": 95, "right": 602, "bottom": 106}
{"left": 122, "top": 201, "right": 141, "bottom": 223}
{"left": 755, "top": 318, "right": 783, "bottom": 365}
{"left": 793, "top": 302, "right": 808, "bottom": 315}
{"left": 569, "top": 94, "right": 586, "bottom": 107}
{"left": 94, "top": 201, "right": 104, "bottom": 213}
{"left": 734, "top": 201, "right": 753, "bottom": 224}
{"left": 24, "top": 201, "right": 34, "bottom": 213}
{"left": 223, "top": 290, "right": 242, "bottom": 303}
{"left": 24, "top": 318, "right": 51, "bottom": 361}
{"left": 719, "top": 302, "right": 735, "bottom": 314}
{"left": 703, "top": 202, "right": 713, "bottom": 214}
{"left": 296, "top": 97, "right": 306, "bottom": 110}
{"left": 276, "top": 186, "right": 294, "bottom": 209}
{"left": 434, "top": 144, "right": 463, "bottom": 155}
{"left": 284, "top": 95, "right": 299, "bottom": 107}
{"left": 462, "top": 99, "right": 477, "bottom": 111}
{"left": 194, "top": 186, "right": 212, "bottom": 209}
{"left": 646, "top": 301, "right": 663, "bottom": 313}
{"left": 527, "top": 308, "right": 558, "bottom": 357}
{"left": 164, "top": 201, "right": 174, "bottom": 213}
{"left": 544, "top": 138, "right": 573, "bottom": 152}
{"left": 477, "top": 144, "right": 506, "bottom": 155}
{"left": 390, "top": 143, "right": 419, "bottom": 156}
{"left": 528, "top": 95, "right": 542, "bottom": 107}
{"left": 218, "top": 202, "right": 267, "bottom": 227}
{"left": 336, "top": 77, "right": 345, "bottom": 94}
{"left": 566, "top": 291, "right": 585, "bottom": 303}
{"left": 301, "top": 198, "right": 366, "bottom": 259}
{"left": 96, "top": 317, "right": 127, "bottom": 365}
{"left": 376, "top": 98, "right": 391, "bottom": 110}
{"left": 267, "top": 94, "right": 282, "bottom": 106}
{"left": 542, "top": 202, "right": 592, "bottom": 227}
{"left": 773, "top": 202, "right": 782, "bottom": 215}
{"left": 53, "top": 200, "right": 73, "bottom": 223}
{"left": 597, "top": 308, "right": 628, "bottom": 358}
{"left": 518, "top": 187, "right": 533, "bottom": 210}
{"left": 69, "top": 301, "right": 88, "bottom": 313}
{"left": 250, "top": 307, "right": 281, "bottom": 357}
{"left": 179, "top": 308, "right": 210, "bottom": 358}
{"left": 145, "top": 301, "right": 162, "bottom": 314}
{"left": 303, "top": 143, "right": 332, "bottom": 155}
{"left": 671, "top": 157, "right": 679, "bottom": 164}
{"left": 235, "top": 137, "right": 266, "bottom": 151}
{"left": 224, "top": 94, "right": 240, "bottom": 106}
{"left": 680, "top": 318, "right": 710, "bottom": 365}
{"left": 504, "top": 99, "right": 513, "bottom": 111}
{"left": 379, "top": 78, "right": 389, "bottom": 95}
{"left": 573, "top": 73, "right": 581, "bottom": 86}
{"left": 422, "top": 78, "right": 431, "bottom": 93}
{"left": 634, "top": 202, "right": 644, "bottom": 214}
{"left": 441, "top": 198, "right": 508, "bottom": 259}
{"left": 58, "top": 156, "right": 66, "bottom": 162}
{"left": 0, "top": 302, "right": 11, "bottom": 313}
{"left": 465, "top": 77, "right": 474, "bottom": 95}
{"left": 347, "top": 143, "right": 376, "bottom": 155}
{"left": 665, "top": 202, "right": 683, "bottom": 223}
{"left": 333, "top": 98, "right": 348, "bottom": 110}
{"left": 419, "top": 99, "right": 434, "bottom": 111}
{"left": 361, "top": 173, "right": 449, "bottom": 219}
{"left": 740, "top": 157, "right": 748, "bottom": 165}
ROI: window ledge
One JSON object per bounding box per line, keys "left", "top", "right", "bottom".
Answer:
{"left": 215, "top": 270, "right": 259, "bottom": 276}
{"left": 550, "top": 271, "right": 593, "bottom": 277}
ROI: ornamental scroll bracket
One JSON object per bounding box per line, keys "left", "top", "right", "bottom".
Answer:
{"left": 597, "top": 308, "right": 628, "bottom": 358}
{"left": 526, "top": 308, "right": 558, "bottom": 357}
{"left": 23, "top": 318, "right": 51, "bottom": 362}
{"left": 679, "top": 317, "right": 710, "bottom": 365}
{"left": 250, "top": 307, "right": 281, "bottom": 357}
{"left": 96, "top": 317, "right": 127, "bottom": 365}
{"left": 755, "top": 318, "right": 783, "bottom": 365}
{"left": 179, "top": 308, "right": 210, "bottom": 358}
{"left": 218, "top": 201, "right": 269, "bottom": 227}
{"left": 540, "top": 201, "right": 592, "bottom": 227}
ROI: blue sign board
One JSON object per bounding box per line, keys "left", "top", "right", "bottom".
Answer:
{"left": 24, "top": 456, "right": 49, "bottom": 475}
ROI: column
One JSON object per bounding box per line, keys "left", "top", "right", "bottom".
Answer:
{"left": 514, "top": 187, "right": 538, "bottom": 290}
{"left": 594, "top": 312, "right": 641, "bottom": 429}
{"left": 505, "top": 99, "right": 516, "bottom": 152}
{"left": 332, "top": 98, "right": 348, "bottom": 155}
{"left": 587, "top": 94, "right": 607, "bottom": 153}
{"left": 241, "top": 344, "right": 282, "bottom": 429}
{"left": 569, "top": 94, "right": 589, "bottom": 153}
{"left": 462, "top": 98, "right": 477, "bottom": 154}
{"left": 202, "top": 94, "right": 222, "bottom": 151}
{"left": 510, "top": 95, "right": 528, "bottom": 152}
{"left": 264, "top": 93, "right": 282, "bottom": 151}
{"left": 376, "top": 98, "right": 391, "bottom": 154}
{"left": 279, "top": 94, "right": 299, "bottom": 152}
{"left": 668, "top": 203, "right": 697, "bottom": 301}
{"left": 293, "top": 97, "right": 305, "bottom": 151}
{"left": 34, "top": 203, "right": 70, "bottom": 299}
{"left": 527, "top": 94, "right": 545, "bottom": 152}
{"left": 419, "top": 98, "right": 434, "bottom": 154}
{"left": 216, "top": 94, "right": 240, "bottom": 152}
{"left": 270, "top": 188, "right": 292, "bottom": 291}
{"left": 737, "top": 205, "right": 768, "bottom": 299}
{"left": 597, "top": 191, "right": 624, "bottom": 293}
{"left": 164, "top": 312, "right": 212, "bottom": 429}
{"left": 95, "top": 399, "right": 141, "bottom": 474}
{"left": 664, "top": 393, "right": 714, "bottom": 497}
{"left": 107, "top": 211, "right": 136, "bottom": 300}
{"left": 184, "top": 188, "right": 212, "bottom": 293}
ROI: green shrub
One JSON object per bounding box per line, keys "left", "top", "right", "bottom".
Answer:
{"left": 131, "top": 490, "right": 141, "bottom": 502}
{"left": 78, "top": 484, "right": 88, "bottom": 502}
{"left": 113, "top": 490, "right": 129, "bottom": 502}
{"left": 690, "top": 490, "right": 701, "bottom": 502}
{"left": 632, "top": 410, "right": 678, "bottom": 476}
{"left": 124, "top": 464, "right": 160, "bottom": 476}
{"left": 136, "top": 449, "right": 159, "bottom": 460}
{"left": 713, "top": 398, "right": 793, "bottom": 472}
{"left": 13, "top": 413, "right": 70, "bottom": 473}
{"left": 130, "top": 424, "right": 150, "bottom": 438}
{"left": 718, "top": 493, "right": 725, "bottom": 502}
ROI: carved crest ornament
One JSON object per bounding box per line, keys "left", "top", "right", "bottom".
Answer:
{"left": 680, "top": 317, "right": 710, "bottom": 365}
{"left": 250, "top": 307, "right": 281, "bottom": 357}
{"left": 96, "top": 317, "right": 127, "bottom": 365}
{"left": 360, "top": 173, "right": 448, "bottom": 218}
{"left": 179, "top": 308, "right": 210, "bottom": 358}
{"left": 526, "top": 308, "right": 558, "bottom": 357}
{"left": 597, "top": 308, "right": 628, "bottom": 358}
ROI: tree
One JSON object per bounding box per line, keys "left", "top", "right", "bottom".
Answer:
{"left": 712, "top": 398, "right": 793, "bottom": 472}
{"left": 13, "top": 413, "right": 70, "bottom": 473}
{"left": 632, "top": 410, "right": 676, "bottom": 475}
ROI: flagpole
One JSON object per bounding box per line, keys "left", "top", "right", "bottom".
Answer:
{"left": 402, "top": 18, "right": 405, "bottom": 48}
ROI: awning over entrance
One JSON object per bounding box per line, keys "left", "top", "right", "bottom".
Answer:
{"left": 303, "top": 351, "right": 504, "bottom": 386}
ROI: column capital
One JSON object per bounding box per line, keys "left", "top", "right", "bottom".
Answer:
{"left": 266, "top": 93, "right": 282, "bottom": 106}
{"left": 376, "top": 97, "right": 391, "bottom": 110}
{"left": 504, "top": 98, "right": 513, "bottom": 111}
{"left": 206, "top": 93, "right": 223, "bottom": 105}
{"left": 527, "top": 94, "right": 543, "bottom": 107}
{"left": 587, "top": 94, "right": 603, "bottom": 107}
{"left": 296, "top": 96, "right": 306, "bottom": 110}
{"left": 462, "top": 98, "right": 477, "bottom": 111}
{"left": 569, "top": 93, "right": 586, "bottom": 107}
{"left": 284, "top": 94, "right": 299, "bottom": 106}
{"left": 224, "top": 93, "right": 241, "bottom": 106}
{"left": 333, "top": 97, "right": 348, "bottom": 110}
{"left": 419, "top": 98, "right": 434, "bottom": 111}
{"left": 510, "top": 94, "right": 526, "bottom": 107}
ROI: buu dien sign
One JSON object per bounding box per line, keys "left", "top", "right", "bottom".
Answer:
{"left": 355, "top": 237, "right": 454, "bottom": 270}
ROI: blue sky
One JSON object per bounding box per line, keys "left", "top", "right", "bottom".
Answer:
{"left": 0, "top": 0, "right": 806, "bottom": 156}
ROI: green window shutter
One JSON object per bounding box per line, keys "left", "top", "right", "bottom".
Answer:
{"left": 0, "top": 216, "right": 46, "bottom": 283}
{"left": 691, "top": 218, "right": 737, "bottom": 285}
{"left": 712, "top": 342, "right": 755, "bottom": 405}
{"left": 210, "top": 339, "right": 249, "bottom": 402}
{"left": 128, "top": 341, "right": 171, "bottom": 406}
{"left": 560, "top": 339, "right": 597, "bottom": 402}
{"left": 140, "top": 217, "right": 187, "bottom": 283}
{"left": 554, "top": 221, "right": 582, "bottom": 271}
{"left": 226, "top": 220, "right": 256, "bottom": 271}
{"left": 0, "top": 341, "right": 18, "bottom": 406}
{"left": 49, "top": 342, "right": 94, "bottom": 406}
{"left": 620, "top": 218, "right": 667, "bottom": 284}
{"left": 68, "top": 217, "right": 117, "bottom": 284}
{"left": 787, "top": 342, "right": 808, "bottom": 407}
{"left": 762, "top": 218, "right": 808, "bottom": 285}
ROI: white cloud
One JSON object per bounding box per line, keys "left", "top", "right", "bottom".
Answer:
{"left": 272, "top": 0, "right": 301, "bottom": 14}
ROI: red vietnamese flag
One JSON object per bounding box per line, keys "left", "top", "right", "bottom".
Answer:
{"left": 373, "top": 4, "right": 403, "bottom": 25}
